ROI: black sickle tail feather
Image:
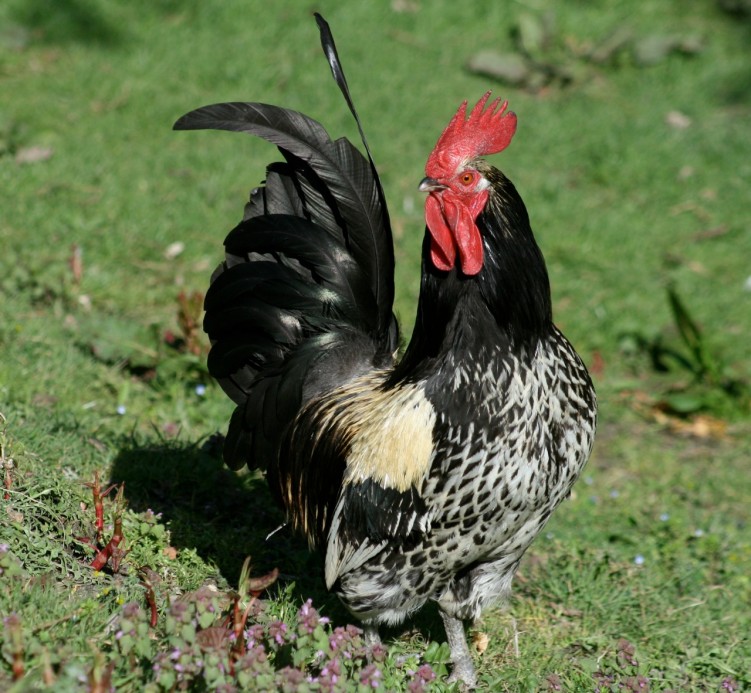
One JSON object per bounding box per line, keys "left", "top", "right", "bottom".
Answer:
{"left": 174, "top": 18, "right": 397, "bottom": 475}
{"left": 314, "top": 13, "right": 392, "bottom": 256}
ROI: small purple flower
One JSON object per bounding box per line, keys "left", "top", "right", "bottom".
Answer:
{"left": 297, "top": 598, "right": 323, "bottom": 634}
{"left": 621, "top": 675, "right": 649, "bottom": 691}
{"left": 659, "top": 513, "right": 670, "bottom": 522}
{"left": 245, "top": 623, "right": 265, "bottom": 648}
{"left": 416, "top": 664, "right": 436, "bottom": 682}
{"left": 360, "top": 663, "right": 382, "bottom": 688}
{"left": 609, "top": 489, "right": 619, "bottom": 499}
{"left": 370, "top": 643, "right": 387, "bottom": 662}
{"left": 268, "top": 620, "right": 289, "bottom": 646}
{"left": 116, "top": 405, "right": 126, "bottom": 415}
{"left": 634, "top": 554, "right": 645, "bottom": 566}
{"left": 143, "top": 508, "right": 163, "bottom": 521}
{"left": 0, "top": 543, "right": 9, "bottom": 552}
{"left": 169, "top": 601, "right": 189, "bottom": 620}
{"left": 694, "top": 528, "right": 704, "bottom": 538}
{"left": 195, "top": 384, "right": 206, "bottom": 396}
{"left": 593, "top": 670, "right": 615, "bottom": 692}
{"left": 617, "top": 639, "right": 639, "bottom": 668}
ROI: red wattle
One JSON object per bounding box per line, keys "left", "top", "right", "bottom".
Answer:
{"left": 425, "top": 193, "right": 455, "bottom": 271}
{"left": 455, "top": 189, "right": 487, "bottom": 276}
{"left": 424, "top": 190, "right": 486, "bottom": 276}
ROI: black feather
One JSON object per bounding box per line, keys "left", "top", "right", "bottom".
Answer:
{"left": 314, "top": 13, "right": 387, "bottom": 215}
{"left": 223, "top": 405, "right": 253, "bottom": 470}
{"left": 341, "top": 479, "right": 428, "bottom": 543}
{"left": 174, "top": 102, "right": 394, "bottom": 339}
{"left": 244, "top": 164, "right": 305, "bottom": 220}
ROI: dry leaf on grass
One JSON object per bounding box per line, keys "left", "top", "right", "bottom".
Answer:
{"left": 15, "top": 146, "right": 54, "bottom": 164}
{"left": 471, "top": 630, "right": 490, "bottom": 655}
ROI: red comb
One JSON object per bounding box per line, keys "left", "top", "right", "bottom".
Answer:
{"left": 425, "top": 92, "right": 517, "bottom": 179}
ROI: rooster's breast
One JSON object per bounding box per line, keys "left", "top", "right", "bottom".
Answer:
{"left": 422, "top": 333, "right": 596, "bottom": 568}
{"left": 330, "top": 331, "right": 596, "bottom": 626}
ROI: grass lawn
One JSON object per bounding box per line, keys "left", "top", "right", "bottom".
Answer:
{"left": 1, "top": 0, "right": 750, "bottom": 690}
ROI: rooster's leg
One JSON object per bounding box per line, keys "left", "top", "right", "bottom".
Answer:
{"left": 362, "top": 623, "right": 382, "bottom": 647}
{"left": 439, "top": 610, "right": 477, "bottom": 688}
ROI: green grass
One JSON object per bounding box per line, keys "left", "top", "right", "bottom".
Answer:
{"left": 1, "top": 0, "right": 750, "bottom": 690}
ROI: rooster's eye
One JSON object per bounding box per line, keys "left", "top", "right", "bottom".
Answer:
{"left": 460, "top": 172, "right": 475, "bottom": 186}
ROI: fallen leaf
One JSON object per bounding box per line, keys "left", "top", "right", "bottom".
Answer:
{"left": 196, "top": 626, "right": 230, "bottom": 651}
{"left": 5, "top": 505, "right": 23, "bottom": 523}
{"left": 164, "top": 241, "right": 185, "bottom": 260}
{"left": 246, "top": 567, "right": 280, "bottom": 597}
{"left": 163, "top": 546, "right": 178, "bottom": 560}
{"left": 650, "top": 407, "right": 728, "bottom": 439}
{"left": 471, "top": 630, "right": 490, "bottom": 655}
{"left": 665, "top": 110, "right": 691, "bottom": 129}
{"left": 15, "top": 146, "right": 54, "bottom": 164}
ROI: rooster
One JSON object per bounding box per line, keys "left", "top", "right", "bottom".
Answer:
{"left": 175, "top": 14, "right": 596, "bottom": 687}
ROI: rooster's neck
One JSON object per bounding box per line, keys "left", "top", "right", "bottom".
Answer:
{"left": 388, "top": 169, "right": 552, "bottom": 386}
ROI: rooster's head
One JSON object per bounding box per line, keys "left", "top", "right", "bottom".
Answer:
{"left": 420, "top": 92, "right": 517, "bottom": 276}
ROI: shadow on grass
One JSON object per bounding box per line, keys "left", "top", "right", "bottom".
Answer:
{"left": 109, "top": 438, "right": 337, "bottom": 614}
{"left": 11, "top": 0, "right": 123, "bottom": 46}
{"left": 9, "top": 0, "right": 201, "bottom": 47}
{"left": 108, "top": 438, "right": 449, "bottom": 641}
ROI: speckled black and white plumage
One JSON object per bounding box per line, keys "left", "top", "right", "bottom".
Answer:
{"left": 175, "top": 15, "right": 596, "bottom": 688}
{"left": 331, "top": 332, "right": 595, "bottom": 629}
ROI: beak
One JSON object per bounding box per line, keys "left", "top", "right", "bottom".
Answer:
{"left": 419, "top": 176, "right": 446, "bottom": 193}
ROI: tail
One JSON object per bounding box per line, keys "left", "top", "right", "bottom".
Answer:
{"left": 173, "top": 15, "right": 397, "bottom": 474}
